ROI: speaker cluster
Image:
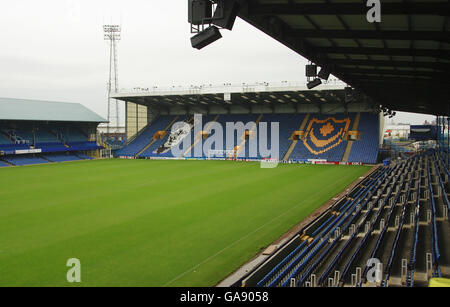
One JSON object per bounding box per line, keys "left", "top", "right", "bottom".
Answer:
{"left": 188, "top": 0, "right": 240, "bottom": 50}
{"left": 306, "top": 63, "right": 332, "bottom": 90}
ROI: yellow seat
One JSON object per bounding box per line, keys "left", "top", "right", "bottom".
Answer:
{"left": 429, "top": 278, "right": 450, "bottom": 287}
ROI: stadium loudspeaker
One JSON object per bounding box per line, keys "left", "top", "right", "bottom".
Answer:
{"left": 191, "top": 26, "right": 222, "bottom": 50}
{"left": 317, "top": 68, "right": 331, "bottom": 80}
{"left": 305, "top": 64, "right": 317, "bottom": 78}
{"left": 307, "top": 78, "right": 322, "bottom": 89}
{"left": 188, "top": 0, "right": 213, "bottom": 25}
{"left": 212, "top": 0, "right": 240, "bottom": 30}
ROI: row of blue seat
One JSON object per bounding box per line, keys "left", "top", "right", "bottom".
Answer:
{"left": 333, "top": 162, "right": 405, "bottom": 286}
{"left": 253, "top": 159, "right": 410, "bottom": 287}
{"left": 247, "top": 150, "right": 448, "bottom": 287}
{"left": 408, "top": 170, "right": 421, "bottom": 287}
{"left": 407, "top": 153, "right": 448, "bottom": 286}
{"left": 352, "top": 164, "right": 409, "bottom": 286}
{"left": 257, "top": 165, "right": 394, "bottom": 287}
{"left": 437, "top": 151, "right": 450, "bottom": 177}
{"left": 1, "top": 126, "right": 89, "bottom": 145}
{"left": 427, "top": 156, "right": 442, "bottom": 279}
{"left": 43, "top": 154, "right": 83, "bottom": 163}
{"left": 116, "top": 116, "right": 177, "bottom": 157}
{"left": 325, "top": 163, "right": 404, "bottom": 286}
{"left": 290, "top": 113, "right": 356, "bottom": 163}
{"left": 0, "top": 141, "right": 101, "bottom": 154}
{"left": 0, "top": 153, "right": 93, "bottom": 166}
{"left": 295, "top": 165, "right": 400, "bottom": 286}
{"left": 380, "top": 168, "right": 413, "bottom": 286}
{"left": 0, "top": 133, "right": 11, "bottom": 145}
{"left": 348, "top": 113, "right": 379, "bottom": 164}
{"left": 2, "top": 156, "right": 49, "bottom": 166}
{"left": 118, "top": 113, "right": 380, "bottom": 163}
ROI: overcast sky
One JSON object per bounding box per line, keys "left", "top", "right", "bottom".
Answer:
{"left": 0, "top": 0, "right": 435, "bottom": 126}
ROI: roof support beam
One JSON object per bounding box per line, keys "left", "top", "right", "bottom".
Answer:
{"left": 330, "top": 59, "right": 450, "bottom": 71}
{"left": 349, "top": 75, "right": 450, "bottom": 86}
{"left": 286, "top": 29, "right": 450, "bottom": 43}
{"left": 249, "top": 2, "right": 450, "bottom": 16}
{"left": 340, "top": 68, "right": 448, "bottom": 79}
{"left": 315, "top": 46, "right": 450, "bottom": 59}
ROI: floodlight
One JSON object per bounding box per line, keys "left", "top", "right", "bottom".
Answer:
{"left": 318, "top": 68, "right": 331, "bottom": 80}
{"left": 191, "top": 26, "right": 222, "bottom": 50}
{"left": 307, "top": 78, "right": 322, "bottom": 90}
{"left": 212, "top": 0, "right": 240, "bottom": 30}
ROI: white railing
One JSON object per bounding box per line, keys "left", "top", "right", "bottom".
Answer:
{"left": 114, "top": 79, "right": 348, "bottom": 96}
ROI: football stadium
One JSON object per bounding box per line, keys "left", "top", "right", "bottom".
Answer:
{"left": 0, "top": 0, "right": 449, "bottom": 291}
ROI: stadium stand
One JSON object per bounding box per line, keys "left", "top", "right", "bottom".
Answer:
{"left": 37, "top": 142, "right": 68, "bottom": 153}
{"left": 34, "top": 128, "right": 60, "bottom": 144}
{"left": 0, "top": 97, "right": 106, "bottom": 166}
{"left": 347, "top": 112, "right": 379, "bottom": 164}
{"left": 67, "top": 141, "right": 102, "bottom": 151}
{"left": 3, "top": 155, "right": 49, "bottom": 166}
{"left": 118, "top": 112, "right": 380, "bottom": 164}
{"left": 43, "top": 154, "right": 83, "bottom": 163}
{"left": 239, "top": 150, "right": 449, "bottom": 287}
{"left": 279, "top": 114, "right": 307, "bottom": 161}
{"left": 116, "top": 115, "right": 179, "bottom": 157}
{"left": 0, "top": 132, "right": 13, "bottom": 145}
{"left": 75, "top": 153, "right": 94, "bottom": 160}
{"left": 0, "top": 152, "right": 94, "bottom": 167}
{"left": 139, "top": 115, "right": 191, "bottom": 158}
{"left": 64, "top": 129, "right": 89, "bottom": 143}
{"left": 182, "top": 115, "right": 220, "bottom": 158}
{"left": 289, "top": 113, "right": 355, "bottom": 162}
{"left": 0, "top": 160, "right": 10, "bottom": 167}
{"left": 409, "top": 125, "right": 438, "bottom": 141}
{"left": 0, "top": 125, "right": 102, "bottom": 153}
{"left": 16, "top": 129, "right": 34, "bottom": 143}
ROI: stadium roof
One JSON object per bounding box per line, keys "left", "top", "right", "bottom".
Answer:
{"left": 0, "top": 97, "right": 107, "bottom": 123}
{"left": 112, "top": 82, "right": 363, "bottom": 110}
{"left": 236, "top": 0, "right": 450, "bottom": 116}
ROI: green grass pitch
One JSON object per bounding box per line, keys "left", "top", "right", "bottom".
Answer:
{"left": 0, "top": 159, "right": 370, "bottom": 286}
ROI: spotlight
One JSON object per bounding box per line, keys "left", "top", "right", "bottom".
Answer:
{"left": 317, "top": 68, "right": 330, "bottom": 80}
{"left": 305, "top": 64, "right": 317, "bottom": 78}
{"left": 307, "top": 78, "right": 322, "bottom": 89}
{"left": 345, "top": 87, "right": 354, "bottom": 103}
{"left": 212, "top": 0, "right": 240, "bottom": 31}
{"left": 191, "top": 26, "right": 222, "bottom": 50}
{"left": 188, "top": 0, "right": 213, "bottom": 25}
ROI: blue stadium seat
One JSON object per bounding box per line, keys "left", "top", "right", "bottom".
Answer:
{"left": 3, "top": 156, "right": 49, "bottom": 166}
{"left": 116, "top": 115, "right": 178, "bottom": 157}
{"left": 43, "top": 154, "right": 82, "bottom": 163}
{"left": 118, "top": 113, "right": 380, "bottom": 163}
{"left": 75, "top": 153, "right": 93, "bottom": 160}
{"left": 67, "top": 141, "right": 102, "bottom": 151}
{"left": 63, "top": 129, "right": 89, "bottom": 143}
{"left": 0, "top": 133, "right": 12, "bottom": 145}
{"left": 34, "top": 129, "right": 61, "bottom": 144}
{"left": 36, "top": 142, "right": 68, "bottom": 153}
{"left": 348, "top": 113, "right": 379, "bottom": 164}
{"left": 140, "top": 115, "right": 191, "bottom": 158}
{"left": 290, "top": 113, "right": 355, "bottom": 162}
